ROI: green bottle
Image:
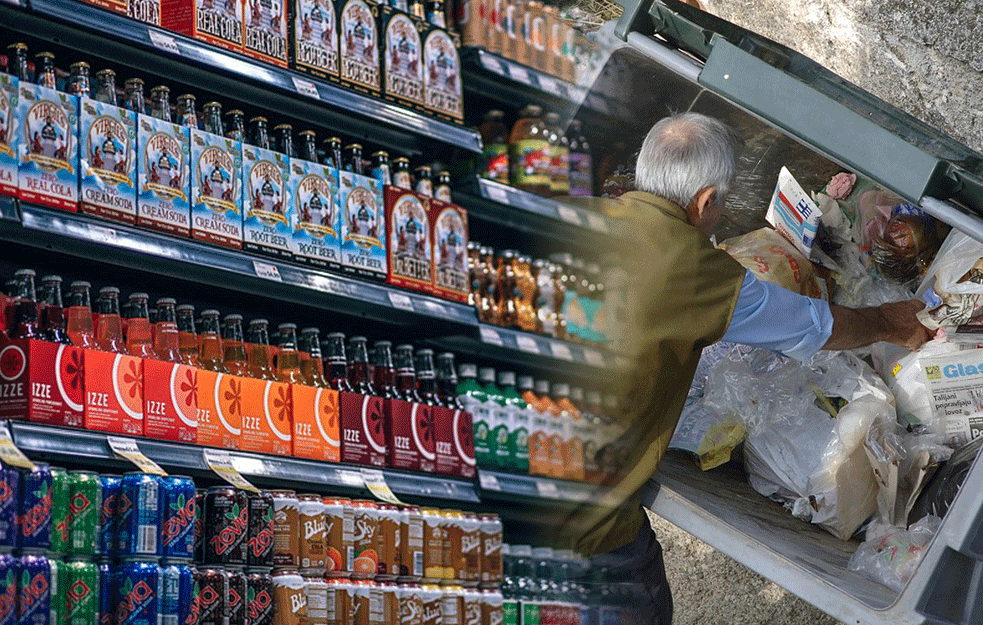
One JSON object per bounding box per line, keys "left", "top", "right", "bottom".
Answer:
{"left": 458, "top": 364, "right": 492, "bottom": 468}
{"left": 480, "top": 367, "right": 511, "bottom": 470}
{"left": 498, "top": 371, "right": 530, "bottom": 474}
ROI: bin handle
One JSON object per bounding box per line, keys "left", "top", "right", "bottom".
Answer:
{"left": 626, "top": 32, "right": 702, "bottom": 84}
{"left": 920, "top": 196, "right": 983, "bottom": 245}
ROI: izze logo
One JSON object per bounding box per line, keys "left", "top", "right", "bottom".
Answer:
{"left": 210, "top": 503, "right": 247, "bottom": 555}
{"left": 116, "top": 580, "right": 155, "bottom": 625}
{"left": 162, "top": 493, "right": 195, "bottom": 547}
{"left": 21, "top": 485, "right": 52, "bottom": 539}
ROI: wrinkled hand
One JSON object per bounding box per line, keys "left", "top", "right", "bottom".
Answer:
{"left": 879, "top": 299, "right": 932, "bottom": 351}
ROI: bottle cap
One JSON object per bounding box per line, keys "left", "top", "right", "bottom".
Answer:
{"left": 70, "top": 281, "right": 91, "bottom": 289}
{"left": 40, "top": 275, "right": 62, "bottom": 284}
{"left": 300, "top": 327, "right": 319, "bottom": 334}
{"left": 274, "top": 123, "right": 293, "bottom": 131}
{"left": 223, "top": 314, "right": 243, "bottom": 323}
{"left": 249, "top": 318, "right": 269, "bottom": 325}
{"left": 534, "top": 380, "right": 550, "bottom": 395}
{"left": 99, "top": 286, "right": 120, "bottom": 295}
{"left": 277, "top": 322, "right": 297, "bottom": 331}
{"left": 128, "top": 292, "right": 149, "bottom": 301}
{"left": 14, "top": 269, "right": 36, "bottom": 277}
{"left": 570, "top": 387, "right": 584, "bottom": 402}
{"left": 156, "top": 297, "right": 176, "bottom": 306}
{"left": 249, "top": 116, "right": 268, "bottom": 123}
{"left": 326, "top": 332, "right": 346, "bottom": 339}
{"left": 552, "top": 383, "right": 570, "bottom": 397}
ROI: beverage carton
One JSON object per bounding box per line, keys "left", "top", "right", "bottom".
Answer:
{"left": 195, "top": 370, "right": 243, "bottom": 449}
{"left": 487, "top": 0, "right": 504, "bottom": 55}
{"left": 386, "top": 397, "right": 434, "bottom": 472}
{"left": 76, "top": 0, "right": 127, "bottom": 17}
{"left": 191, "top": 129, "right": 243, "bottom": 249}
{"left": 545, "top": 6, "right": 562, "bottom": 78}
{"left": 291, "top": 384, "right": 341, "bottom": 462}
{"left": 17, "top": 83, "right": 78, "bottom": 211}
{"left": 136, "top": 114, "right": 191, "bottom": 236}
{"left": 456, "top": 0, "right": 488, "bottom": 49}
{"left": 83, "top": 350, "right": 143, "bottom": 436}
{"left": 430, "top": 199, "right": 469, "bottom": 302}
{"left": 0, "top": 340, "right": 84, "bottom": 428}
{"left": 434, "top": 405, "right": 475, "bottom": 477}
{"left": 292, "top": 0, "right": 341, "bottom": 82}
{"left": 239, "top": 377, "right": 292, "bottom": 456}
{"left": 529, "top": 6, "right": 547, "bottom": 72}
{"left": 244, "top": 0, "right": 289, "bottom": 67}
{"left": 527, "top": 407, "right": 551, "bottom": 476}
{"left": 161, "top": 0, "right": 244, "bottom": 53}
{"left": 385, "top": 186, "right": 432, "bottom": 293}
{"left": 0, "top": 74, "right": 19, "bottom": 197}
{"left": 380, "top": 7, "right": 427, "bottom": 112}
{"left": 290, "top": 158, "right": 341, "bottom": 269}
{"left": 339, "top": 390, "right": 386, "bottom": 466}
{"left": 143, "top": 359, "right": 197, "bottom": 443}
{"left": 79, "top": 98, "right": 138, "bottom": 224}
{"left": 422, "top": 28, "right": 463, "bottom": 124}
{"left": 339, "top": 170, "right": 386, "bottom": 280}
{"left": 242, "top": 144, "right": 291, "bottom": 259}
{"left": 128, "top": 0, "right": 160, "bottom": 24}
{"left": 338, "top": 0, "right": 381, "bottom": 96}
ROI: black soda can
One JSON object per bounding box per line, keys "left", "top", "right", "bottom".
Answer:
{"left": 245, "top": 570, "right": 274, "bottom": 625}
{"left": 194, "top": 567, "right": 228, "bottom": 625}
{"left": 224, "top": 567, "right": 247, "bottom": 625}
{"left": 203, "top": 487, "right": 248, "bottom": 565}
{"left": 194, "top": 489, "right": 205, "bottom": 563}
{"left": 246, "top": 492, "right": 274, "bottom": 568}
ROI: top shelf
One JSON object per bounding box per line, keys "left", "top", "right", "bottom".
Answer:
{"left": 12, "top": 0, "right": 482, "bottom": 155}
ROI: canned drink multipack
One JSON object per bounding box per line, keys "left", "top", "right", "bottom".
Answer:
{"left": 118, "top": 473, "right": 162, "bottom": 558}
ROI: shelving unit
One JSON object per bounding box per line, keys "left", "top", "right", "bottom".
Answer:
{"left": 478, "top": 469, "right": 600, "bottom": 504}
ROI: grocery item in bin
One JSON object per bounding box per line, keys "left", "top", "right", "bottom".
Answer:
{"left": 870, "top": 203, "right": 945, "bottom": 283}
{"left": 668, "top": 396, "right": 745, "bottom": 471}
{"left": 920, "top": 230, "right": 983, "bottom": 328}
{"left": 718, "top": 227, "right": 824, "bottom": 298}
{"left": 876, "top": 338, "right": 959, "bottom": 432}
{"left": 847, "top": 515, "right": 941, "bottom": 592}
{"left": 909, "top": 435, "right": 983, "bottom": 522}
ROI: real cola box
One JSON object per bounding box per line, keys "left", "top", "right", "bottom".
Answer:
{"left": 17, "top": 83, "right": 78, "bottom": 211}
{"left": 75, "top": 0, "right": 127, "bottom": 17}
{"left": 136, "top": 114, "right": 191, "bottom": 237}
{"left": 338, "top": 0, "right": 381, "bottom": 96}
{"left": 386, "top": 396, "right": 434, "bottom": 472}
{"left": 434, "top": 403, "right": 475, "bottom": 477}
{"left": 292, "top": 0, "right": 341, "bottom": 83}
{"left": 290, "top": 157, "right": 341, "bottom": 269}
{"left": 196, "top": 370, "right": 242, "bottom": 449}
{"left": 380, "top": 7, "right": 426, "bottom": 112}
{"left": 242, "top": 143, "right": 291, "bottom": 259}
{"left": 0, "top": 339, "right": 84, "bottom": 428}
{"left": 340, "top": 390, "right": 386, "bottom": 467}
{"left": 244, "top": 0, "right": 290, "bottom": 67}
{"left": 143, "top": 359, "right": 198, "bottom": 444}
{"left": 339, "top": 170, "right": 386, "bottom": 281}
{"left": 0, "top": 74, "right": 19, "bottom": 197}
{"left": 161, "top": 0, "right": 244, "bottom": 54}
{"left": 430, "top": 199, "right": 469, "bottom": 302}
{"left": 422, "top": 28, "right": 463, "bottom": 124}
{"left": 128, "top": 0, "right": 161, "bottom": 24}
{"left": 239, "top": 377, "right": 292, "bottom": 456}
{"left": 291, "top": 383, "right": 341, "bottom": 462}
{"left": 79, "top": 98, "right": 138, "bottom": 224}
{"left": 384, "top": 186, "right": 432, "bottom": 293}
{"left": 191, "top": 129, "right": 243, "bottom": 249}
{"left": 83, "top": 350, "right": 144, "bottom": 436}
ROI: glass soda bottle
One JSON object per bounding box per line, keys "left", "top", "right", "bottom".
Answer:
{"left": 479, "top": 110, "right": 509, "bottom": 184}
{"left": 413, "top": 349, "right": 438, "bottom": 406}
{"left": 248, "top": 117, "right": 270, "bottom": 149}
{"left": 203, "top": 102, "right": 224, "bottom": 136}
{"left": 371, "top": 341, "right": 397, "bottom": 399}
{"left": 93, "top": 69, "right": 118, "bottom": 106}
{"left": 343, "top": 144, "right": 363, "bottom": 175}
{"left": 39, "top": 275, "right": 70, "bottom": 345}
{"left": 7, "top": 43, "right": 30, "bottom": 82}
{"left": 175, "top": 304, "right": 201, "bottom": 367}
{"left": 509, "top": 104, "right": 550, "bottom": 196}
{"left": 298, "top": 131, "right": 319, "bottom": 163}
{"left": 10, "top": 269, "right": 39, "bottom": 341}
{"left": 150, "top": 86, "right": 172, "bottom": 122}
{"left": 225, "top": 109, "right": 245, "bottom": 142}
{"left": 275, "top": 323, "right": 304, "bottom": 383}
{"left": 222, "top": 314, "right": 249, "bottom": 376}
{"left": 153, "top": 298, "right": 182, "bottom": 363}
{"left": 197, "top": 309, "right": 226, "bottom": 372}
{"left": 347, "top": 336, "right": 374, "bottom": 395}
{"left": 324, "top": 332, "right": 352, "bottom": 392}
{"left": 457, "top": 363, "right": 490, "bottom": 467}
{"left": 544, "top": 112, "right": 570, "bottom": 197}
{"left": 124, "top": 78, "right": 146, "bottom": 116}
{"left": 435, "top": 352, "right": 460, "bottom": 410}
{"left": 68, "top": 62, "right": 91, "bottom": 97}
{"left": 246, "top": 319, "right": 274, "bottom": 381}
{"left": 95, "top": 287, "right": 126, "bottom": 353}
{"left": 393, "top": 344, "right": 420, "bottom": 402}
{"left": 299, "top": 327, "right": 327, "bottom": 387}
{"left": 322, "top": 137, "right": 343, "bottom": 170}
{"left": 371, "top": 151, "right": 390, "bottom": 187}
{"left": 567, "top": 120, "right": 593, "bottom": 197}
{"left": 34, "top": 53, "right": 57, "bottom": 90}
{"left": 273, "top": 124, "right": 294, "bottom": 158}
{"left": 125, "top": 293, "right": 158, "bottom": 359}
{"left": 176, "top": 94, "right": 198, "bottom": 128}
{"left": 66, "top": 281, "right": 96, "bottom": 349}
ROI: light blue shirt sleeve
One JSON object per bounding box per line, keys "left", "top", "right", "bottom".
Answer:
{"left": 721, "top": 270, "right": 835, "bottom": 361}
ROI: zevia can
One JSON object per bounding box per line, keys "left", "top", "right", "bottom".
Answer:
{"left": 298, "top": 495, "right": 326, "bottom": 571}
{"left": 160, "top": 476, "right": 196, "bottom": 560}
{"left": 203, "top": 487, "right": 248, "bottom": 565}
{"left": 16, "top": 554, "right": 58, "bottom": 625}
{"left": 114, "top": 560, "right": 161, "bottom": 625}
{"left": 98, "top": 562, "right": 112, "bottom": 625}
{"left": 271, "top": 491, "right": 300, "bottom": 568}
{"left": 246, "top": 571, "right": 275, "bottom": 625}
{"left": 193, "top": 490, "right": 205, "bottom": 564}
{"left": 67, "top": 471, "right": 102, "bottom": 558}
{"left": 224, "top": 568, "right": 247, "bottom": 625}
{"left": 160, "top": 561, "right": 196, "bottom": 625}
{"left": 20, "top": 464, "right": 53, "bottom": 552}
{"left": 2, "top": 554, "right": 18, "bottom": 625}
{"left": 0, "top": 462, "right": 20, "bottom": 552}
{"left": 49, "top": 467, "right": 69, "bottom": 556}
{"left": 194, "top": 567, "right": 228, "bottom": 625}
{"left": 323, "top": 498, "right": 353, "bottom": 576}
{"left": 98, "top": 475, "right": 122, "bottom": 559}
{"left": 247, "top": 492, "right": 275, "bottom": 568}
{"left": 272, "top": 569, "right": 307, "bottom": 625}
{"left": 61, "top": 559, "right": 99, "bottom": 625}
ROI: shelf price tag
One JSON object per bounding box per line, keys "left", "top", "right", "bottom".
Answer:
{"left": 556, "top": 206, "right": 581, "bottom": 225}
{"left": 0, "top": 423, "right": 33, "bottom": 470}
{"left": 535, "top": 480, "right": 561, "bottom": 499}
{"left": 338, "top": 469, "right": 365, "bottom": 488}
{"left": 148, "top": 30, "right": 181, "bottom": 56}
{"left": 480, "top": 326, "right": 504, "bottom": 346}
{"left": 584, "top": 349, "right": 605, "bottom": 367}
{"left": 360, "top": 468, "right": 404, "bottom": 505}
{"left": 485, "top": 185, "right": 510, "bottom": 204}
{"left": 480, "top": 54, "right": 506, "bottom": 76}
{"left": 108, "top": 437, "right": 167, "bottom": 476}
{"left": 388, "top": 292, "right": 414, "bottom": 312}
{"left": 549, "top": 342, "right": 573, "bottom": 361}
{"left": 516, "top": 335, "right": 540, "bottom": 354}
{"left": 478, "top": 471, "right": 502, "bottom": 491}
{"left": 585, "top": 213, "right": 610, "bottom": 233}
{"left": 252, "top": 260, "right": 283, "bottom": 282}
{"left": 509, "top": 66, "right": 532, "bottom": 85}
{"left": 291, "top": 76, "right": 321, "bottom": 100}
{"left": 538, "top": 76, "right": 560, "bottom": 96}
{"left": 203, "top": 449, "right": 260, "bottom": 492}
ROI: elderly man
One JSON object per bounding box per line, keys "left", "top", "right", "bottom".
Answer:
{"left": 561, "top": 112, "right": 931, "bottom": 624}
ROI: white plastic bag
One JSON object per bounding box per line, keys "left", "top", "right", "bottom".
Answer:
{"left": 847, "top": 515, "right": 942, "bottom": 592}
{"left": 920, "top": 230, "right": 983, "bottom": 327}
{"left": 875, "top": 338, "right": 961, "bottom": 430}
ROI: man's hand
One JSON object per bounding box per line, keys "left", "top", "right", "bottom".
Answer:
{"left": 823, "top": 299, "right": 932, "bottom": 352}
{"left": 878, "top": 300, "right": 933, "bottom": 350}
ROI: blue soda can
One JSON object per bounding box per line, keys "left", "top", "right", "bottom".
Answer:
{"left": 0, "top": 462, "right": 20, "bottom": 551}
{"left": 98, "top": 562, "right": 113, "bottom": 625}
{"left": 117, "top": 474, "right": 162, "bottom": 557}
{"left": 99, "top": 476, "right": 122, "bottom": 558}
{"left": 113, "top": 560, "right": 161, "bottom": 625}
{"left": 1, "top": 553, "right": 16, "bottom": 625}
{"left": 15, "top": 554, "right": 59, "bottom": 625}
{"left": 19, "top": 464, "right": 53, "bottom": 552}
{"left": 160, "top": 477, "right": 196, "bottom": 560}
{"left": 160, "top": 561, "right": 195, "bottom": 625}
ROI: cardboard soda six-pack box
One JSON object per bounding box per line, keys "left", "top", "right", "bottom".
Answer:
{"left": 290, "top": 157, "right": 342, "bottom": 269}
{"left": 136, "top": 114, "right": 192, "bottom": 236}
{"left": 79, "top": 98, "right": 138, "bottom": 224}
{"left": 338, "top": 0, "right": 381, "bottom": 96}
{"left": 385, "top": 186, "right": 432, "bottom": 293}
{"left": 386, "top": 395, "right": 434, "bottom": 472}
{"left": 379, "top": 7, "right": 427, "bottom": 112}
{"left": 291, "top": 383, "right": 341, "bottom": 462}
{"left": 17, "top": 83, "right": 78, "bottom": 211}
{"left": 83, "top": 349, "right": 144, "bottom": 436}
{"left": 0, "top": 74, "right": 19, "bottom": 197}
{"left": 244, "top": 0, "right": 290, "bottom": 67}
{"left": 143, "top": 359, "right": 198, "bottom": 443}
{"left": 433, "top": 404, "right": 475, "bottom": 477}
{"left": 239, "top": 377, "right": 292, "bottom": 456}
{"left": 340, "top": 390, "right": 387, "bottom": 467}
{"left": 430, "top": 199, "right": 469, "bottom": 302}
{"left": 161, "top": 0, "right": 244, "bottom": 53}
{"left": 243, "top": 144, "right": 291, "bottom": 259}
{"left": 190, "top": 129, "right": 242, "bottom": 249}
{"left": 292, "top": 0, "right": 340, "bottom": 82}
{"left": 0, "top": 340, "right": 85, "bottom": 428}
{"left": 196, "top": 370, "right": 243, "bottom": 449}
{"left": 422, "top": 28, "right": 463, "bottom": 124}
{"left": 339, "top": 170, "right": 386, "bottom": 280}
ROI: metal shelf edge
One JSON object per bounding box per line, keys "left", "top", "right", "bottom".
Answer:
{"left": 478, "top": 469, "right": 600, "bottom": 504}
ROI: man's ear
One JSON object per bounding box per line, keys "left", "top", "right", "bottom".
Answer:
{"left": 685, "top": 186, "right": 717, "bottom": 223}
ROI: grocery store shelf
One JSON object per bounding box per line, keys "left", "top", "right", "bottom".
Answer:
{"left": 477, "top": 469, "right": 600, "bottom": 504}
{"left": 9, "top": 421, "right": 480, "bottom": 503}
{"left": 9, "top": 1, "right": 481, "bottom": 155}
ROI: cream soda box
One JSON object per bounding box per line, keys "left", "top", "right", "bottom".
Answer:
{"left": 243, "top": 143, "right": 291, "bottom": 259}
{"left": 422, "top": 28, "right": 463, "bottom": 124}
{"left": 136, "top": 114, "right": 191, "bottom": 237}
{"left": 338, "top": 0, "right": 381, "bottom": 95}
{"left": 292, "top": 0, "right": 340, "bottom": 82}
{"left": 191, "top": 129, "right": 243, "bottom": 249}
{"left": 79, "top": 98, "right": 138, "bottom": 224}
{"left": 380, "top": 7, "right": 426, "bottom": 112}
{"left": 244, "top": 0, "right": 290, "bottom": 67}
{"left": 339, "top": 170, "right": 386, "bottom": 280}
{"left": 17, "top": 83, "right": 78, "bottom": 211}
{"left": 0, "top": 74, "right": 18, "bottom": 197}
{"left": 290, "top": 157, "right": 341, "bottom": 269}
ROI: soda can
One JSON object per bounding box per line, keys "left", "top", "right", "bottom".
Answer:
{"left": 441, "top": 510, "right": 462, "bottom": 582}
{"left": 48, "top": 468, "right": 70, "bottom": 556}
{"left": 19, "top": 464, "right": 53, "bottom": 552}
{"left": 1, "top": 553, "right": 17, "bottom": 625}
{"left": 462, "top": 587, "right": 481, "bottom": 625}
{"left": 440, "top": 583, "right": 463, "bottom": 625}
{"left": 194, "top": 568, "right": 228, "bottom": 625}
{"left": 16, "top": 553, "right": 59, "bottom": 625}
{"left": 160, "top": 476, "right": 196, "bottom": 560}
{"left": 348, "top": 579, "right": 372, "bottom": 625}
{"left": 478, "top": 515, "right": 501, "bottom": 584}
{"left": 350, "top": 501, "right": 377, "bottom": 580}
{"left": 98, "top": 562, "right": 113, "bottom": 625}
{"left": 118, "top": 473, "right": 163, "bottom": 557}
{"left": 246, "top": 492, "right": 274, "bottom": 568}
{"left": 398, "top": 506, "right": 423, "bottom": 582}
{"left": 374, "top": 505, "right": 399, "bottom": 580}
{"left": 272, "top": 569, "right": 306, "bottom": 625}
{"left": 397, "top": 583, "right": 423, "bottom": 625}
{"left": 61, "top": 559, "right": 99, "bottom": 625}
{"left": 160, "top": 561, "right": 196, "bottom": 625}
{"left": 203, "top": 487, "right": 248, "bottom": 565}
{"left": 224, "top": 568, "right": 247, "bottom": 625}
{"left": 302, "top": 574, "right": 327, "bottom": 625}
{"left": 479, "top": 588, "right": 502, "bottom": 625}
{"left": 193, "top": 490, "right": 205, "bottom": 564}
{"left": 114, "top": 560, "right": 161, "bottom": 625}
{"left": 375, "top": 580, "right": 397, "bottom": 625}
{"left": 298, "top": 495, "right": 325, "bottom": 572}
{"left": 271, "top": 491, "right": 299, "bottom": 568}
{"left": 245, "top": 570, "right": 274, "bottom": 625}
{"left": 323, "top": 498, "right": 352, "bottom": 576}
{"left": 67, "top": 472, "right": 102, "bottom": 557}
{"left": 459, "top": 513, "right": 481, "bottom": 584}
{"left": 421, "top": 508, "right": 444, "bottom": 580}
{"left": 0, "top": 462, "right": 20, "bottom": 552}
{"left": 324, "top": 577, "right": 350, "bottom": 625}
{"left": 98, "top": 475, "right": 122, "bottom": 558}
{"left": 419, "top": 583, "right": 442, "bottom": 625}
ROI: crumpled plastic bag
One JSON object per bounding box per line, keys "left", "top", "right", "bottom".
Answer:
{"left": 873, "top": 338, "right": 961, "bottom": 430}
{"left": 847, "top": 515, "right": 942, "bottom": 592}
{"left": 718, "top": 227, "right": 825, "bottom": 298}
{"left": 909, "top": 435, "right": 983, "bottom": 523}
{"left": 668, "top": 396, "right": 746, "bottom": 471}
{"left": 920, "top": 230, "right": 983, "bottom": 328}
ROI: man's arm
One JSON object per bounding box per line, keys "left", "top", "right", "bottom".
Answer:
{"left": 823, "top": 300, "right": 931, "bottom": 352}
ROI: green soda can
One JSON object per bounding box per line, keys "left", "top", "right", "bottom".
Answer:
{"left": 67, "top": 471, "right": 102, "bottom": 557}
{"left": 50, "top": 467, "right": 71, "bottom": 556}
{"left": 61, "top": 558, "right": 100, "bottom": 625}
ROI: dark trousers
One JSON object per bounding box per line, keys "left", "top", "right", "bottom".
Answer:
{"left": 595, "top": 514, "right": 674, "bottom": 625}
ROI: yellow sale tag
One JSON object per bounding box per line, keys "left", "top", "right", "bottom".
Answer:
{"left": 203, "top": 449, "right": 260, "bottom": 493}
{"left": 360, "top": 468, "right": 404, "bottom": 505}
{"left": 108, "top": 436, "right": 167, "bottom": 476}
{"left": 0, "top": 423, "right": 34, "bottom": 470}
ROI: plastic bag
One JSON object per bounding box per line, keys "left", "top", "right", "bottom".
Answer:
{"left": 870, "top": 204, "right": 945, "bottom": 283}
{"left": 718, "top": 227, "right": 824, "bottom": 298}
{"left": 920, "top": 230, "right": 983, "bottom": 327}
{"left": 874, "top": 338, "right": 961, "bottom": 430}
{"left": 847, "top": 515, "right": 942, "bottom": 592}
{"left": 668, "top": 397, "right": 746, "bottom": 471}
{"left": 909, "top": 435, "right": 983, "bottom": 523}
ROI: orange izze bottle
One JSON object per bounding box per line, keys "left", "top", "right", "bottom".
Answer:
{"left": 66, "top": 281, "right": 96, "bottom": 349}
{"left": 198, "top": 309, "right": 226, "bottom": 372}
{"left": 222, "top": 314, "right": 249, "bottom": 376}
{"left": 175, "top": 304, "right": 201, "bottom": 367}
{"left": 96, "top": 287, "right": 126, "bottom": 354}
{"left": 246, "top": 319, "right": 274, "bottom": 381}
{"left": 274, "top": 323, "right": 303, "bottom": 384}
{"left": 125, "top": 293, "right": 158, "bottom": 359}
{"left": 299, "top": 327, "right": 327, "bottom": 388}
{"left": 153, "top": 298, "right": 182, "bottom": 363}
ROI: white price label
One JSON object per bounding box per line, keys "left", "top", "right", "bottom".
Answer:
{"left": 550, "top": 342, "right": 573, "bottom": 361}
{"left": 0, "top": 423, "right": 33, "bottom": 469}
{"left": 88, "top": 225, "right": 118, "bottom": 245}
{"left": 538, "top": 76, "right": 560, "bottom": 95}
{"left": 516, "top": 335, "right": 540, "bottom": 354}
{"left": 584, "top": 349, "right": 605, "bottom": 367}
{"left": 536, "top": 480, "right": 561, "bottom": 499}
{"left": 486, "top": 185, "right": 510, "bottom": 204}
{"left": 252, "top": 260, "right": 282, "bottom": 282}
{"left": 338, "top": 469, "right": 366, "bottom": 488}
{"left": 388, "top": 292, "right": 414, "bottom": 311}
{"left": 203, "top": 449, "right": 260, "bottom": 492}
{"left": 556, "top": 206, "right": 581, "bottom": 225}
{"left": 360, "top": 468, "right": 404, "bottom": 505}
{"left": 480, "top": 54, "right": 506, "bottom": 75}
{"left": 478, "top": 471, "right": 502, "bottom": 491}
{"left": 585, "top": 213, "right": 610, "bottom": 233}
{"left": 108, "top": 437, "right": 167, "bottom": 476}
{"left": 509, "top": 66, "right": 532, "bottom": 85}
{"left": 480, "top": 326, "right": 504, "bottom": 346}
{"left": 291, "top": 76, "right": 321, "bottom": 99}
{"left": 148, "top": 30, "right": 180, "bottom": 55}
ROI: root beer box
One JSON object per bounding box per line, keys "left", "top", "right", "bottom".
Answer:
{"left": 433, "top": 405, "right": 475, "bottom": 477}
{"left": 244, "top": 0, "right": 289, "bottom": 67}
{"left": 385, "top": 186, "right": 432, "bottom": 293}
{"left": 387, "top": 397, "right": 434, "bottom": 472}
{"left": 0, "top": 74, "right": 18, "bottom": 197}
{"left": 430, "top": 199, "right": 469, "bottom": 302}
{"left": 339, "top": 170, "right": 386, "bottom": 280}
{"left": 143, "top": 360, "right": 197, "bottom": 443}
{"left": 243, "top": 144, "right": 291, "bottom": 259}
{"left": 422, "top": 29, "right": 463, "bottom": 124}
{"left": 136, "top": 115, "right": 191, "bottom": 236}
{"left": 291, "top": 384, "right": 341, "bottom": 462}
{"left": 380, "top": 7, "right": 426, "bottom": 111}
{"left": 196, "top": 370, "right": 243, "bottom": 449}
{"left": 83, "top": 350, "right": 144, "bottom": 436}
{"left": 17, "top": 83, "right": 78, "bottom": 211}
{"left": 290, "top": 158, "right": 341, "bottom": 269}
{"left": 191, "top": 130, "right": 243, "bottom": 249}
{"left": 0, "top": 340, "right": 84, "bottom": 428}
{"left": 340, "top": 390, "right": 386, "bottom": 466}
{"left": 161, "top": 0, "right": 244, "bottom": 53}
{"left": 338, "top": 0, "right": 381, "bottom": 96}
{"left": 239, "top": 378, "right": 292, "bottom": 456}
{"left": 79, "top": 98, "right": 138, "bottom": 224}
{"left": 292, "top": 0, "right": 340, "bottom": 82}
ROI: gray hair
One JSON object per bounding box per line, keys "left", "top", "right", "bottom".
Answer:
{"left": 634, "top": 113, "right": 739, "bottom": 207}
